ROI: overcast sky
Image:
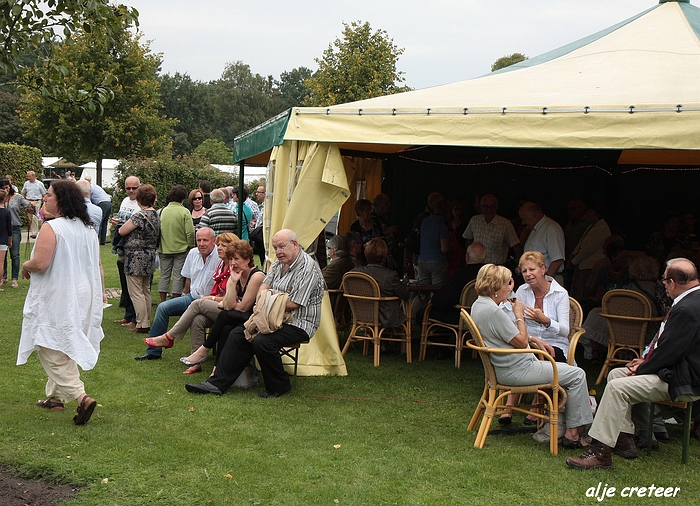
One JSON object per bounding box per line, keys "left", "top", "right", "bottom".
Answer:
{"left": 126, "top": 0, "right": 660, "bottom": 90}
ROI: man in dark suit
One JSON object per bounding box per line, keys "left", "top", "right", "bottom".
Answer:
{"left": 567, "top": 258, "right": 700, "bottom": 470}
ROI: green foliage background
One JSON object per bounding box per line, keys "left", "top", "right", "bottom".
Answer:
{"left": 0, "top": 142, "right": 42, "bottom": 182}
{"left": 112, "top": 155, "right": 236, "bottom": 207}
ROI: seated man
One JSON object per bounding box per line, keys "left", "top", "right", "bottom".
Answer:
{"left": 134, "top": 227, "right": 218, "bottom": 360}
{"left": 354, "top": 238, "right": 409, "bottom": 328}
{"left": 186, "top": 229, "right": 324, "bottom": 398}
{"left": 322, "top": 234, "right": 355, "bottom": 290}
{"left": 567, "top": 258, "right": 700, "bottom": 470}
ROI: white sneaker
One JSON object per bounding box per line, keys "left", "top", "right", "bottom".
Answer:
{"left": 11, "top": 280, "right": 18, "bottom": 289}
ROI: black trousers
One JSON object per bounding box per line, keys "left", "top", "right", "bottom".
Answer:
{"left": 208, "top": 324, "right": 308, "bottom": 394}
{"left": 204, "top": 309, "right": 253, "bottom": 356}
{"left": 117, "top": 259, "right": 135, "bottom": 322}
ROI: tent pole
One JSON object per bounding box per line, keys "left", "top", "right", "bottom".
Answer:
{"left": 237, "top": 160, "right": 245, "bottom": 238}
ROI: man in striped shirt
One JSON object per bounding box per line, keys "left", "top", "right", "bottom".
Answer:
{"left": 186, "top": 228, "right": 324, "bottom": 398}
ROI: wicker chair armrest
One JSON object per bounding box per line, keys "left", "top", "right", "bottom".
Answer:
{"left": 465, "top": 342, "right": 560, "bottom": 384}
{"left": 599, "top": 313, "right": 665, "bottom": 323}
{"left": 343, "top": 294, "right": 400, "bottom": 303}
{"left": 567, "top": 327, "right": 586, "bottom": 366}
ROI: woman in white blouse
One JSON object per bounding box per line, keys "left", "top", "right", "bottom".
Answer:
{"left": 500, "top": 251, "right": 571, "bottom": 425}
{"left": 516, "top": 251, "right": 570, "bottom": 362}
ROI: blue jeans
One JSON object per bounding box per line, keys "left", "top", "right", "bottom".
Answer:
{"left": 3, "top": 226, "right": 22, "bottom": 280}
{"left": 144, "top": 293, "right": 195, "bottom": 357}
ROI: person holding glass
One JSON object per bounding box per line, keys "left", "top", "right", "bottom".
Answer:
{"left": 470, "top": 264, "right": 592, "bottom": 448}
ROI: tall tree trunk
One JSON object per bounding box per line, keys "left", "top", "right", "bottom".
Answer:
{"left": 96, "top": 157, "right": 103, "bottom": 187}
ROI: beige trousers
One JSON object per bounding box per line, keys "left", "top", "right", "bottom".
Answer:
{"left": 168, "top": 298, "right": 221, "bottom": 353}
{"left": 126, "top": 274, "right": 152, "bottom": 329}
{"left": 37, "top": 346, "right": 85, "bottom": 403}
{"left": 589, "top": 366, "right": 670, "bottom": 448}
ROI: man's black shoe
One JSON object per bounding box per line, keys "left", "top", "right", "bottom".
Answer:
{"left": 185, "top": 381, "right": 223, "bottom": 395}
{"left": 258, "top": 388, "right": 291, "bottom": 399}
{"left": 134, "top": 353, "right": 161, "bottom": 361}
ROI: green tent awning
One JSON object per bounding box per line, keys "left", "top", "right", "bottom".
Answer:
{"left": 233, "top": 109, "right": 291, "bottom": 163}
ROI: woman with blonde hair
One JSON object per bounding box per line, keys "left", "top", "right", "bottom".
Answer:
{"left": 470, "top": 264, "right": 592, "bottom": 448}
{"left": 501, "top": 251, "right": 570, "bottom": 424}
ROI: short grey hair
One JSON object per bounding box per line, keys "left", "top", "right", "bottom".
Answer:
{"left": 328, "top": 234, "right": 350, "bottom": 258}
{"left": 75, "top": 179, "right": 92, "bottom": 197}
{"left": 210, "top": 189, "right": 225, "bottom": 203}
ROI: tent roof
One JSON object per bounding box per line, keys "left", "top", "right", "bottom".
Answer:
{"left": 234, "top": 0, "right": 700, "bottom": 162}
{"left": 79, "top": 159, "right": 120, "bottom": 170}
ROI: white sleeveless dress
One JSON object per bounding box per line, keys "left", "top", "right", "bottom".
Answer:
{"left": 17, "top": 217, "right": 104, "bottom": 370}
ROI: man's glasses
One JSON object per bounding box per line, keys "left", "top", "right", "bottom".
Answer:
{"left": 125, "top": 186, "right": 138, "bottom": 191}
{"left": 274, "top": 242, "right": 291, "bottom": 253}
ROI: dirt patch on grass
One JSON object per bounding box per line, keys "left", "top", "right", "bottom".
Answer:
{"left": 0, "top": 468, "right": 78, "bottom": 506}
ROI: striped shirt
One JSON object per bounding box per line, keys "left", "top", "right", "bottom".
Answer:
{"left": 263, "top": 249, "right": 324, "bottom": 338}
{"left": 198, "top": 203, "right": 237, "bottom": 236}
{"left": 462, "top": 214, "right": 520, "bottom": 265}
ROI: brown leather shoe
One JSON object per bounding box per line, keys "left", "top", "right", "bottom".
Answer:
{"left": 566, "top": 441, "right": 614, "bottom": 470}
{"left": 612, "top": 432, "right": 638, "bottom": 459}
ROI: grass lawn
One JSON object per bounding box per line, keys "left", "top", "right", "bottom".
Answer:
{"left": 1, "top": 244, "right": 699, "bottom": 505}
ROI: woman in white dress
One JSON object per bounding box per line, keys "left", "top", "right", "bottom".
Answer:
{"left": 17, "top": 180, "right": 104, "bottom": 425}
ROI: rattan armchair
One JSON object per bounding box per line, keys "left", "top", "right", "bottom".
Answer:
{"left": 463, "top": 308, "right": 568, "bottom": 455}
{"left": 567, "top": 296, "right": 586, "bottom": 366}
{"left": 596, "top": 289, "right": 664, "bottom": 384}
{"left": 341, "top": 271, "right": 411, "bottom": 366}
{"left": 419, "top": 280, "right": 477, "bottom": 368}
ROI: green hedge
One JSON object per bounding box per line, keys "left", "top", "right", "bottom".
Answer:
{"left": 112, "top": 155, "right": 237, "bottom": 208}
{"left": 0, "top": 143, "right": 42, "bottom": 185}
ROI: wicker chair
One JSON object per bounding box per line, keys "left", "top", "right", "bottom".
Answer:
{"left": 567, "top": 296, "right": 586, "bottom": 366}
{"left": 419, "top": 280, "right": 477, "bottom": 368}
{"left": 463, "top": 308, "right": 568, "bottom": 455}
{"left": 596, "top": 289, "right": 664, "bottom": 384}
{"left": 341, "top": 271, "right": 411, "bottom": 366}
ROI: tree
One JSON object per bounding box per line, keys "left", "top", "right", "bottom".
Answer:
{"left": 276, "top": 67, "right": 312, "bottom": 107}
{"left": 159, "top": 72, "right": 216, "bottom": 156}
{"left": 491, "top": 53, "right": 528, "bottom": 72}
{"left": 21, "top": 26, "right": 175, "bottom": 185}
{"left": 193, "top": 139, "right": 233, "bottom": 165}
{"left": 1, "top": 1, "right": 138, "bottom": 109}
{"left": 305, "top": 21, "right": 411, "bottom": 107}
{"left": 212, "top": 61, "right": 285, "bottom": 146}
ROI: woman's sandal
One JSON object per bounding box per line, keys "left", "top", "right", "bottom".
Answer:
{"left": 37, "top": 399, "right": 64, "bottom": 411}
{"left": 144, "top": 333, "right": 174, "bottom": 349}
{"left": 73, "top": 396, "right": 97, "bottom": 425}
{"left": 183, "top": 364, "right": 202, "bottom": 375}
{"left": 180, "top": 355, "right": 209, "bottom": 366}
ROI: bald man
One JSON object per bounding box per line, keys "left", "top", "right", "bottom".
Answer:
{"left": 567, "top": 258, "right": 700, "bottom": 470}
{"left": 186, "top": 229, "right": 324, "bottom": 398}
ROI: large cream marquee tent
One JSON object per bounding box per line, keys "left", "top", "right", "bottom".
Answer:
{"left": 235, "top": 0, "right": 700, "bottom": 375}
